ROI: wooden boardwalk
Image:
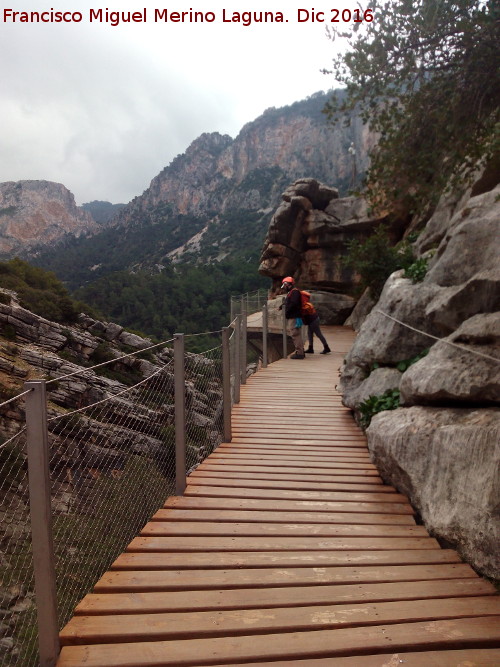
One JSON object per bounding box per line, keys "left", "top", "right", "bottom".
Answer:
{"left": 57, "top": 326, "right": 500, "bottom": 666}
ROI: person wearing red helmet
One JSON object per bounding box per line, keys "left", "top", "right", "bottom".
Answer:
{"left": 301, "top": 291, "right": 331, "bottom": 354}
{"left": 280, "top": 276, "right": 305, "bottom": 359}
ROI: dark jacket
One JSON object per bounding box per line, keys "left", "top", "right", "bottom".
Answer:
{"left": 284, "top": 288, "right": 302, "bottom": 319}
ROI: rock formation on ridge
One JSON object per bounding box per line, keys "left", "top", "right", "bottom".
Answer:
{"left": 0, "top": 181, "right": 99, "bottom": 258}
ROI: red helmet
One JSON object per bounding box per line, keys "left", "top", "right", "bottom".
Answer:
{"left": 281, "top": 276, "right": 295, "bottom": 286}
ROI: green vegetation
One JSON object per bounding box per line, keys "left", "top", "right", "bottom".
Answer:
{"left": 32, "top": 210, "right": 211, "bottom": 290}
{"left": 404, "top": 257, "right": 429, "bottom": 283}
{"left": 342, "top": 225, "right": 415, "bottom": 297}
{"left": 359, "top": 388, "right": 401, "bottom": 428}
{"left": 324, "top": 0, "right": 500, "bottom": 215}
{"left": 395, "top": 348, "right": 429, "bottom": 373}
{"left": 75, "top": 260, "right": 268, "bottom": 344}
{"left": 0, "top": 258, "right": 93, "bottom": 323}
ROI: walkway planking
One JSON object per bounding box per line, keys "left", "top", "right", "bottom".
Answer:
{"left": 57, "top": 326, "right": 500, "bottom": 666}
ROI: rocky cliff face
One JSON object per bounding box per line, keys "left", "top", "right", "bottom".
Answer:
{"left": 111, "top": 93, "right": 373, "bottom": 263}
{"left": 0, "top": 181, "right": 98, "bottom": 258}
{"left": 5, "top": 93, "right": 373, "bottom": 277}
{"left": 338, "top": 170, "right": 500, "bottom": 579}
{"left": 258, "top": 177, "right": 402, "bottom": 324}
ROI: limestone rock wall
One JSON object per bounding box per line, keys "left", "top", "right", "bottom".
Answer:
{"left": 338, "top": 173, "right": 500, "bottom": 579}
{"left": 258, "top": 178, "right": 405, "bottom": 324}
{"left": 0, "top": 180, "right": 98, "bottom": 257}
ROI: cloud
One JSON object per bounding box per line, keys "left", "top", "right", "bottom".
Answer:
{"left": 0, "top": 1, "right": 354, "bottom": 203}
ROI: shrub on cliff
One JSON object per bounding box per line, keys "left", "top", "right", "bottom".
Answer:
{"left": 324, "top": 0, "right": 500, "bottom": 215}
{"left": 342, "top": 225, "right": 415, "bottom": 297}
{"left": 0, "top": 258, "right": 91, "bottom": 323}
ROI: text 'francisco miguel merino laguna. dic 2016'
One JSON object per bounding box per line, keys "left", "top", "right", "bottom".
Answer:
{"left": 2, "top": 8, "right": 292, "bottom": 26}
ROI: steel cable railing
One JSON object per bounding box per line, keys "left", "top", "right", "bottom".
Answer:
{"left": 0, "top": 296, "right": 286, "bottom": 667}
{"left": 0, "top": 392, "right": 37, "bottom": 667}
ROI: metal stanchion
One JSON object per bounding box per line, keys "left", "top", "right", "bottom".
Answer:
{"left": 282, "top": 303, "right": 288, "bottom": 359}
{"left": 25, "top": 380, "right": 59, "bottom": 667}
{"left": 222, "top": 327, "right": 232, "bottom": 442}
{"left": 262, "top": 302, "right": 268, "bottom": 368}
{"left": 234, "top": 315, "right": 241, "bottom": 404}
{"left": 174, "top": 333, "right": 186, "bottom": 495}
{"left": 240, "top": 297, "right": 247, "bottom": 385}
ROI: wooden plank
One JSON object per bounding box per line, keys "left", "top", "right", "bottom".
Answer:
{"left": 210, "top": 447, "right": 370, "bottom": 457}
{"left": 230, "top": 439, "right": 367, "bottom": 447}
{"left": 139, "top": 521, "right": 428, "bottom": 538}
{"left": 185, "top": 475, "right": 394, "bottom": 494}
{"left": 111, "top": 549, "right": 461, "bottom": 571}
{"left": 126, "top": 534, "right": 438, "bottom": 553}
{"left": 207, "top": 649, "right": 500, "bottom": 667}
{"left": 190, "top": 471, "right": 384, "bottom": 486}
{"left": 156, "top": 506, "right": 415, "bottom": 525}
{"left": 60, "top": 596, "right": 500, "bottom": 645}
{"left": 184, "top": 484, "right": 409, "bottom": 504}
{"left": 191, "top": 470, "right": 383, "bottom": 484}
{"left": 164, "top": 495, "right": 415, "bottom": 515}
{"left": 195, "top": 464, "right": 381, "bottom": 477}
{"left": 200, "top": 456, "right": 378, "bottom": 470}
{"left": 75, "top": 578, "right": 495, "bottom": 615}
{"left": 215, "top": 443, "right": 370, "bottom": 454}
{"left": 56, "top": 616, "right": 500, "bottom": 666}
{"left": 93, "top": 563, "right": 475, "bottom": 593}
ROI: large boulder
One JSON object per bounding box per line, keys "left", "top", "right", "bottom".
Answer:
{"left": 400, "top": 312, "right": 500, "bottom": 406}
{"left": 425, "top": 269, "right": 500, "bottom": 335}
{"left": 259, "top": 178, "right": 397, "bottom": 303}
{"left": 367, "top": 406, "right": 500, "bottom": 579}
{"left": 339, "top": 271, "right": 441, "bottom": 393}
{"left": 424, "top": 184, "right": 500, "bottom": 286}
{"left": 342, "top": 367, "right": 402, "bottom": 411}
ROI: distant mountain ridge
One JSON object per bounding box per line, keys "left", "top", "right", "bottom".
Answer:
{"left": 82, "top": 201, "right": 126, "bottom": 224}
{"left": 31, "top": 91, "right": 372, "bottom": 288}
{"left": 0, "top": 180, "right": 100, "bottom": 258}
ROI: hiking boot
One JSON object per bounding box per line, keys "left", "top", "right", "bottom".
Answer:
{"left": 305, "top": 347, "right": 314, "bottom": 354}
{"left": 320, "top": 347, "right": 331, "bottom": 354}
{"left": 290, "top": 353, "right": 305, "bottom": 359}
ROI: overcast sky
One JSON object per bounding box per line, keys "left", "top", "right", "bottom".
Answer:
{"left": 1, "top": 1, "right": 360, "bottom": 204}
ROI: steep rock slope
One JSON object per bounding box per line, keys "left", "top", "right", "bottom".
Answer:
{"left": 0, "top": 181, "right": 98, "bottom": 258}
{"left": 338, "top": 172, "right": 500, "bottom": 579}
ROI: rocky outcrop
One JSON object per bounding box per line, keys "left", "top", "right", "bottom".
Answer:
{"left": 368, "top": 407, "right": 500, "bottom": 578}
{"left": 0, "top": 181, "right": 98, "bottom": 257}
{"left": 338, "top": 172, "right": 500, "bottom": 579}
{"left": 258, "top": 178, "right": 405, "bottom": 323}
{"left": 0, "top": 291, "right": 225, "bottom": 473}
{"left": 400, "top": 313, "right": 500, "bottom": 406}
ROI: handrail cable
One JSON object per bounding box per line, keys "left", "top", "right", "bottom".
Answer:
{"left": 45, "top": 337, "right": 176, "bottom": 385}
{"left": 0, "top": 388, "right": 32, "bottom": 410}
{"left": 376, "top": 309, "right": 500, "bottom": 364}
{"left": 0, "top": 426, "right": 27, "bottom": 451}
{"left": 48, "top": 359, "right": 174, "bottom": 423}
{"left": 184, "top": 328, "right": 223, "bottom": 338}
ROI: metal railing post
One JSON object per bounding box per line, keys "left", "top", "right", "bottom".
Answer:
{"left": 222, "top": 327, "right": 232, "bottom": 442}
{"left": 240, "top": 297, "right": 247, "bottom": 385}
{"left": 234, "top": 315, "right": 241, "bottom": 404}
{"left": 282, "top": 302, "right": 288, "bottom": 359}
{"left": 25, "top": 380, "right": 59, "bottom": 667}
{"left": 262, "top": 302, "right": 268, "bottom": 368}
{"left": 174, "top": 333, "right": 186, "bottom": 495}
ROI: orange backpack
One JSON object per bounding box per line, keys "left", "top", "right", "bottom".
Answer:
{"left": 300, "top": 291, "right": 316, "bottom": 317}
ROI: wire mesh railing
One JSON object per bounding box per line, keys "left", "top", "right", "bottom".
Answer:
{"left": 230, "top": 288, "right": 269, "bottom": 321}
{"left": 0, "top": 298, "right": 285, "bottom": 666}
{"left": 0, "top": 394, "right": 36, "bottom": 667}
